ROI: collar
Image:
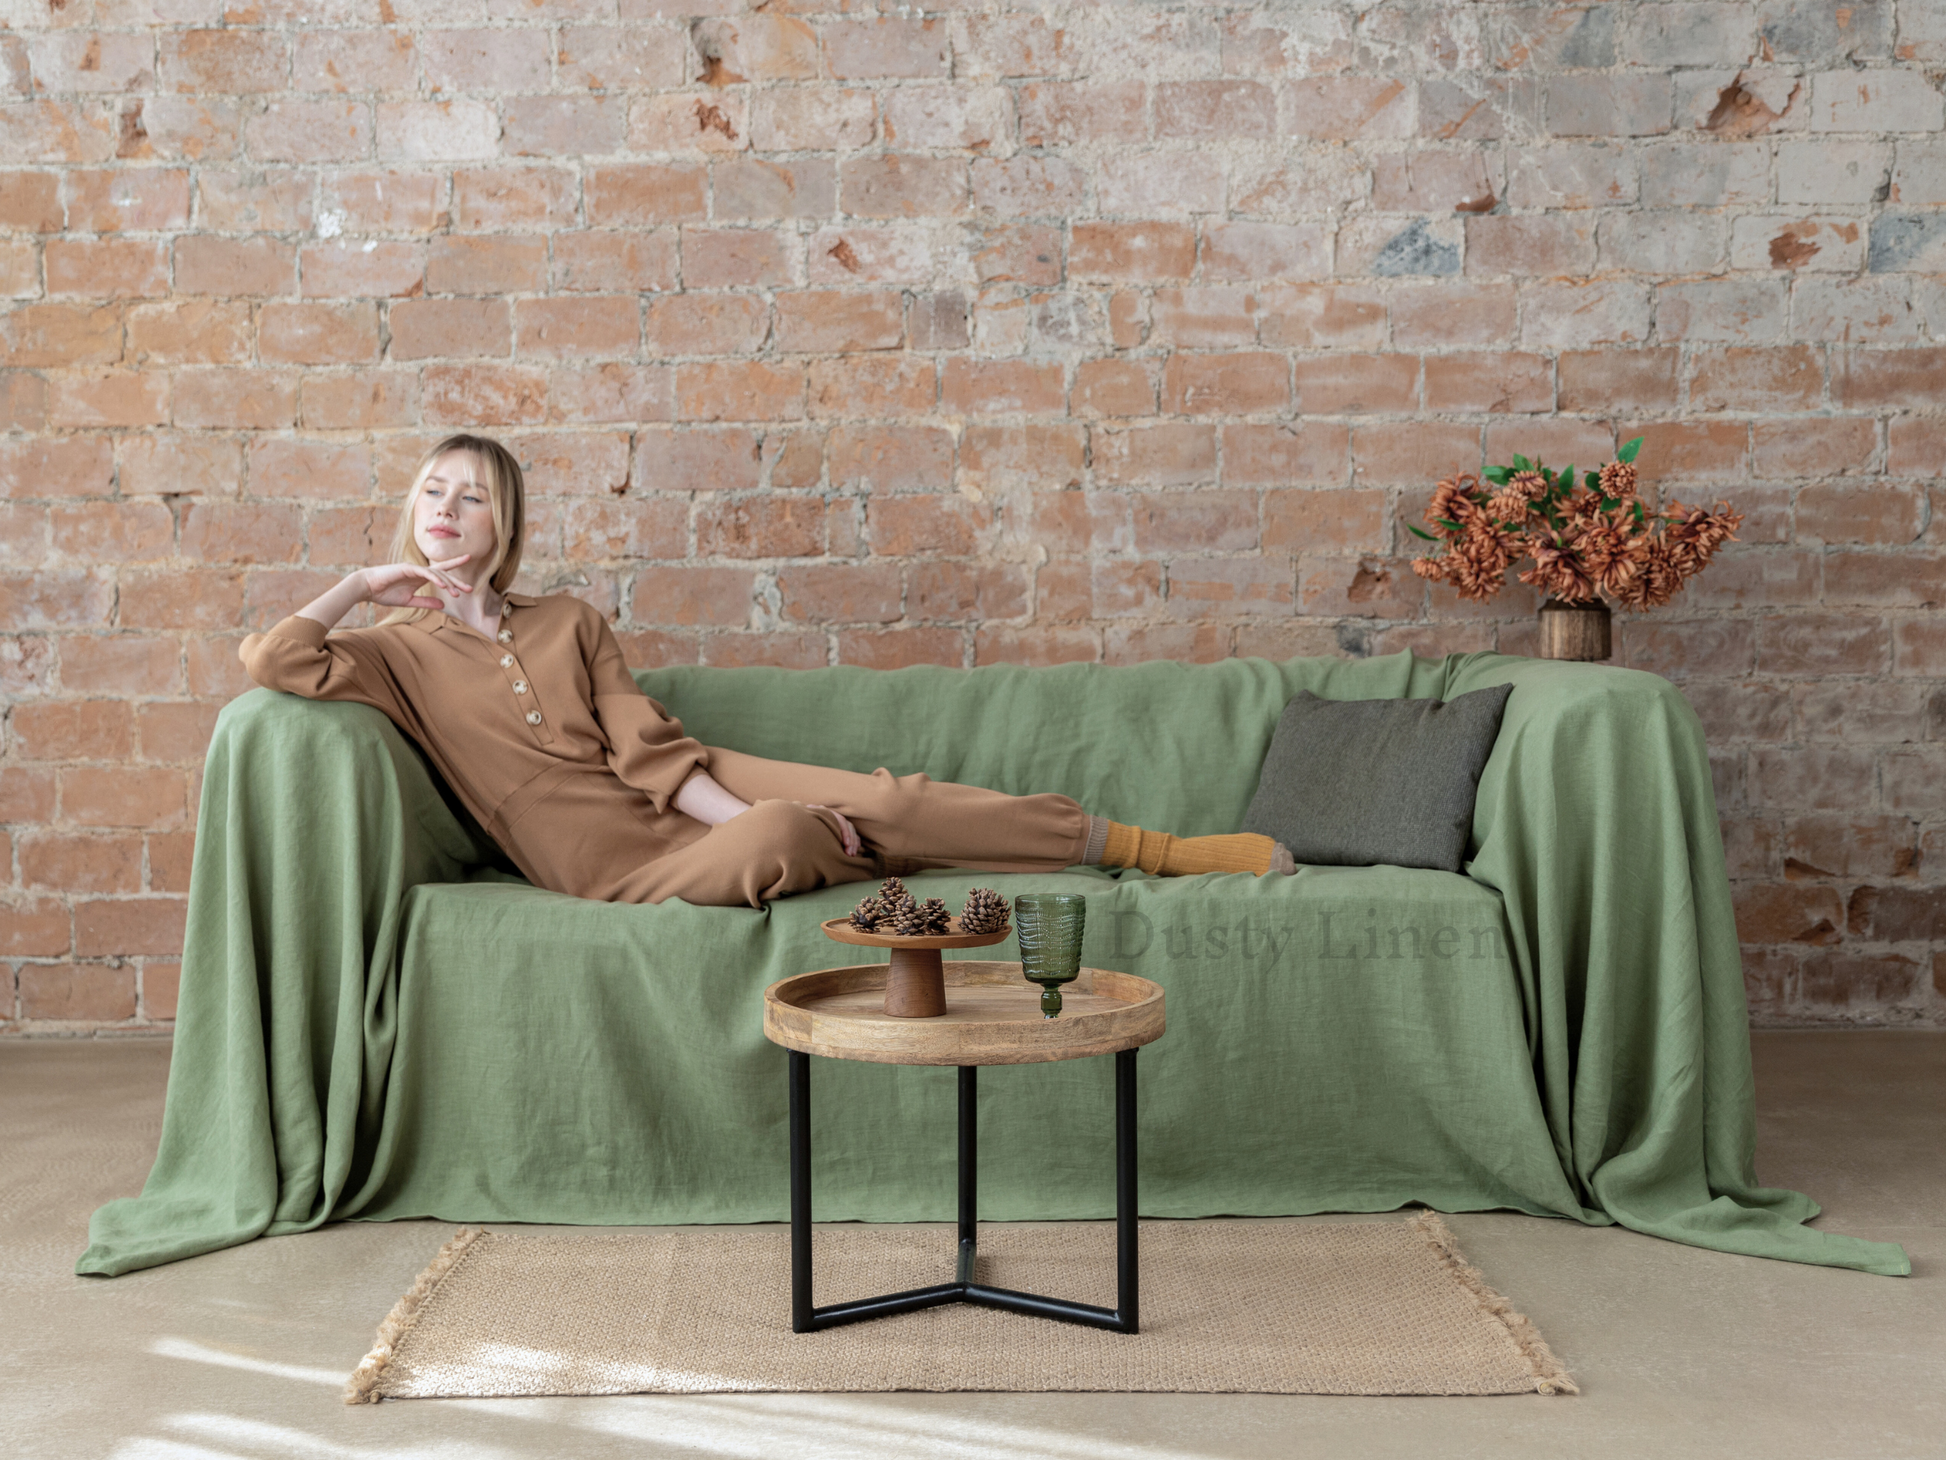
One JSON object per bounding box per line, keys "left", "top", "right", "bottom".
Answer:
{"left": 407, "top": 591, "right": 539, "bottom": 634}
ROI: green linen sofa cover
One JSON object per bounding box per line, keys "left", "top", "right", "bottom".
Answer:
{"left": 79, "top": 650, "right": 1910, "bottom": 1278}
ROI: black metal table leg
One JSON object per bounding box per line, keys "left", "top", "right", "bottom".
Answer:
{"left": 789, "top": 1048, "right": 1140, "bottom": 1335}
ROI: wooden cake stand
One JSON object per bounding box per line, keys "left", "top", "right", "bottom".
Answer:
{"left": 817, "top": 917, "right": 1009, "bottom": 1018}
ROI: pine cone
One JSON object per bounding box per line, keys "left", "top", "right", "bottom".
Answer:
{"left": 847, "top": 896, "right": 883, "bottom": 932}
{"left": 959, "top": 887, "right": 1009, "bottom": 935}
{"left": 890, "top": 896, "right": 930, "bottom": 937}
{"left": 919, "top": 897, "right": 951, "bottom": 934}
{"left": 877, "top": 876, "right": 909, "bottom": 906}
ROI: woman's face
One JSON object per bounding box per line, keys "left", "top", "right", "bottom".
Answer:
{"left": 412, "top": 453, "right": 497, "bottom": 576}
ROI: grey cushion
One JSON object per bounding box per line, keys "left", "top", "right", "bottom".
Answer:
{"left": 1241, "top": 684, "right": 1514, "bottom": 873}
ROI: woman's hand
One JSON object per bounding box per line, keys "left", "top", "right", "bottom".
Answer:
{"left": 805, "top": 805, "right": 862, "bottom": 856}
{"left": 358, "top": 555, "right": 473, "bottom": 610}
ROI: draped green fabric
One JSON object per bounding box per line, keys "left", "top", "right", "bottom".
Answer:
{"left": 79, "top": 651, "right": 1909, "bottom": 1278}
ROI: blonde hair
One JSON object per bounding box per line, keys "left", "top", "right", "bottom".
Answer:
{"left": 378, "top": 434, "right": 527, "bottom": 626}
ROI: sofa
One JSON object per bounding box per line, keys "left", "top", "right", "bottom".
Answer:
{"left": 80, "top": 649, "right": 1909, "bottom": 1278}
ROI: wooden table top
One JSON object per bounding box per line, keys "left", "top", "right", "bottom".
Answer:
{"left": 763, "top": 960, "right": 1165, "bottom": 1067}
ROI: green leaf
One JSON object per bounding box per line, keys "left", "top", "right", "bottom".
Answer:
{"left": 1560, "top": 465, "right": 1576, "bottom": 491}
{"left": 1632, "top": 500, "right": 1646, "bottom": 524}
{"left": 1435, "top": 518, "right": 1466, "bottom": 532}
{"left": 1407, "top": 523, "right": 1436, "bottom": 541}
{"left": 1483, "top": 466, "right": 1513, "bottom": 485}
{"left": 1617, "top": 435, "right": 1643, "bottom": 464}
{"left": 1585, "top": 470, "right": 1601, "bottom": 488}
{"left": 1511, "top": 454, "right": 1533, "bottom": 471}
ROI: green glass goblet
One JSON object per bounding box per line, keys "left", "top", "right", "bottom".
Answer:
{"left": 1014, "top": 893, "right": 1086, "bottom": 1018}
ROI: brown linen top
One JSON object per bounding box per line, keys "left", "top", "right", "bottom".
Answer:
{"left": 238, "top": 594, "right": 713, "bottom": 889}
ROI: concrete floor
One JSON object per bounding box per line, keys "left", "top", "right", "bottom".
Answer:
{"left": 3, "top": 1034, "right": 1940, "bottom": 1460}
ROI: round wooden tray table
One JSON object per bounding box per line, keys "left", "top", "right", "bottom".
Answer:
{"left": 764, "top": 960, "right": 1165, "bottom": 1336}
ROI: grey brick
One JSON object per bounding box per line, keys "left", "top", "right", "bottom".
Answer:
{"left": 1811, "top": 70, "right": 1946, "bottom": 134}
{"left": 1790, "top": 276, "right": 1921, "bottom": 344}
{"left": 1868, "top": 213, "right": 1946, "bottom": 272}
{"left": 1656, "top": 278, "right": 1789, "bottom": 341}
{"left": 1756, "top": 0, "right": 1893, "bottom": 62}
{"left": 1625, "top": 4, "right": 1761, "bottom": 68}
{"left": 1640, "top": 142, "right": 1771, "bottom": 206}
{"left": 1369, "top": 219, "right": 1460, "bottom": 277}
{"left": 1485, "top": 6, "right": 1616, "bottom": 71}
{"left": 1597, "top": 212, "right": 1725, "bottom": 274}
{"left": 1505, "top": 143, "right": 1639, "bottom": 209}
{"left": 1889, "top": 140, "right": 1946, "bottom": 206}
{"left": 1730, "top": 215, "right": 1866, "bottom": 272}
{"left": 1545, "top": 76, "right": 1675, "bottom": 137}
{"left": 1776, "top": 139, "right": 1892, "bottom": 204}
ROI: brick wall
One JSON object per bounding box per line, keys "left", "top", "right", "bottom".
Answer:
{"left": 1, "top": 1, "right": 1942, "bottom": 1034}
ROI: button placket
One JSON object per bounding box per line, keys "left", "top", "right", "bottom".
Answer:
{"left": 493, "top": 607, "right": 552, "bottom": 743}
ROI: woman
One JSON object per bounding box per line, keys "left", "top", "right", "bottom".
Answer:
{"left": 240, "top": 434, "right": 1293, "bottom": 908}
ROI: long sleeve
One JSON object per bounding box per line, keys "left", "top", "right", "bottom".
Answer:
{"left": 239, "top": 615, "right": 413, "bottom": 726}
{"left": 585, "top": 613, "right": 710, "bottom": 814}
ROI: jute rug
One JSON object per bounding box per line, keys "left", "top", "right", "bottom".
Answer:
{"left": 346, "top": 1214, "right": 1576, "bottom": 1402}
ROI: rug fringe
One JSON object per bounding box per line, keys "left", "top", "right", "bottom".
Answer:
{"left": 1409, "top": 1210, "right": 1580, "bottom": 1396}
{"left": 343, "top": 1226, "right": 486, "bottom": 1405}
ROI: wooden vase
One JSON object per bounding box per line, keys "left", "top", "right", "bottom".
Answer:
{"left": 1537, "top": 598, "right": 1612, "bottom": 661}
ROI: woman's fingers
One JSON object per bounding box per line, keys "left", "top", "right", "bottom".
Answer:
{"left": 805, "top": 804, "right": 861, "bottom": 856}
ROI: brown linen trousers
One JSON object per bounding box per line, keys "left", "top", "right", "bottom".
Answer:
{"left": 239, "top": 594, "right": 1092, "bottom": 908}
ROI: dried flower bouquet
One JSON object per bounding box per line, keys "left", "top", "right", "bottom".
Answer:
{"left": 1408, "top": 437, "right": 1744, "bottom": 609}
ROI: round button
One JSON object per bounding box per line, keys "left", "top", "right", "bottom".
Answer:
{"left": 525, "top": 710, "right": 542, "bottom": 726}
{"left": 501, "top": 602, "right": 512, "bottom": 617}
{"left": 497, "top": 629, "right": 513, "bottom": 643}
{"left": 512, "top": 680, "right": 528, "bottom": 694}
{"left": 499, "top": 654, "right": 514, "bottom": 668}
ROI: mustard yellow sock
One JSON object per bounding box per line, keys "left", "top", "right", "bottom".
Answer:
{"left": 1099, "top": 821, "right": 1281, "bottom": 876}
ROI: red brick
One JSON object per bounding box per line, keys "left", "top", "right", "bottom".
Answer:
{"left": 611, "top": 629, "right": 696, "bottom": 670}
{"left": 1085, "top": 424, "right": 1207, "bottom": 487}
{"left": 821, "top": 425, "right": 950, "bottom": 493}
{"left": 1785, "top": 816, "right": 1920, "bottom": 881}
{"left": 1798, "top": 951, "right": 1921, "bottom": 1011}
{"left": 1733, "top": 882, "right": 1845, "bottom": 945}
{"left": 626, "top": 93, "right": 751, "bottom": 155}
{"left": 1618, "top": 420, "right": 1748, "bottom": 482}
{"left": 423, "top": 365, "right": 549, "bottom": 426}
{"left": 249, "top": 438, "right": 371, "bottom": 500}
{"left": 1103, "top": 623, "right": 1231, "bottom": 665}
{"left": 1155, "top": 79, "right": 1276, "bottom": 139}
{"left": 634, "top": 428, "right": 761, "bottom": 493}
{"left": 1798, "top": 482, "right": 1924, "bottom": 544}
{"left": 1295, "top": 554, "right": 1420, "bottom": 619}
{"left": 0, "top": 373, "right": 47, "bottom": 432}
{"left": 1390, "top": 283, "right": 1516, "bottom": 348}
{"left": 1845, "top": 884, "right": 1946, "bottom": 943}
{"left": 971, "top": 156, "right": 1088, "bottom": 218}
{"left": 1623, "top": 619, "right": 1756, "bottom": 678}
{"left": 59, "top": 764, "right": 185, "bottom": 828}
{"left": 1225, "top": 423, "right": 1351, "bottom": 486}
{"left": 775, "top": 290, "right": 903, "bottom": 353}
{"left": 1824, "top": 552, "right": 1946, "bottom": 608}
{"left": 1017, "top": 81, "right": 1145, "bottom": 148}
{"left": 836, "top": 627, "right": 964, "bottom": 669}
{"left": 552, "top": 230, "right": 680, "bottom": 293}
{"left": 20, "top": 965, "right": 133, "bottom": 1021}
{"left": 696, "top": 496, "right": 826, "bottom": 559}
{"left": 0, "top": 302, "right": 122, "bottom": 368}
{"left": 1752, "top": 417, "right": 1878, "bottom": 478}
{"left": 0, "top": 503, "right": 46, "bottom": 568}
{"left": 426, "top": 234, "right": 547, "bottom": 296}
{"left": 258, "top": 302, "right": 379, "bottom": 366}
{"left": 1834, "top": 348, "right": 1946, "bottom": 411}
{"left": 74, "top": 897, "right": 187, "bottom": 958}
{"left": 303, "top": 370, "right": 422, "bottom": 431}
{"left": 48, "top": 371, "right": 170, "bottom": 430}
{"left": 1072, "top": 359, "right": 1156, "bottom": 418}
{"left": 1887, "top": 416, "right": 1946, "bottom": 477}
{"left": 300, "top": 241, "right": 425, "bottom": 299}
{"left": 389, "top": 298, "right": 509, "bottom": 361}
{"left": 295, "top": 29, "right": 417, "bottom": 94}
{"left": 174, "top": 236, "right": 294, "bottom": 298}
{"left": 972, "top": 225, "right": 1064, "bottom": 287}
{"left": 1130, "top": 491, "right": 1258, "bottom": 553}
{"left": 0, "top": 570, "right": 114, "bottom": 628}
{"left": 1555, "top": 348, "right": 1680, "bottom": 413}
{"left": 678, "top": 361, "right": 805, "bottom": 422}
{"left": 715, "top": 159, "right": 837, "bottom": 221}
{"left": 246, "top": 100, "right": 372, "bottom": 165}
{"left": 142, "top": 960, "right": 181, "bottom": 1018}
{"left": 1172, "top": 557, "right": 1298, "bottom": 618}
{"left": 1163, "top": 353, "right": 1291, "bottom": 415}
{"left": 19, "top": 832, "right": 140, "bottom": 894}
{"left": 1263, "top": 489, "right": 1387, "bottom": 553}
{"left": 973, "top": 626, "right": 1099, "bottom": 667}
{"left": 1423, "top": 352, "right": 1552, "bottom": 413}
{"left": 957, "top": 425, "right": 1085, "bottom": 493}
{"left": 1147, "top": 287, "right": 1260, "bottom": 349}
{"left": 700, "top": 632, "right": 826, "bottom": 670}
{"left": 180, "top": 502, "right": 303, "bottom": 566}
{"left": 645, "top": 294, "right": 768, "bottom": 355}
{"left": 515, "top": 297, "right": 640, "bottom": 361}
{"left": 547, "top": 365, "right": 674, "bottom": 427}
{"left": 420, "top": 27, "right": 550, "bottom": 92}
{"left": 0, "top": 766, "right": 55, "bottom": 824}
{"left": 587, "top": 164, "right": 709, "bottom": 226}
{"left": 1678, "top": 551, "right": 1821, "bottom": 610}
{"left": 866, "top": 495, "right": 981, "bottom": 556}
{"left": 453, "top": 165, "right": 578, "bottom": 231}
{"left": 1465, "top": 215, "right": 1597, "bottom": 276}
{"left": 48, "top": 501, "right": 173, "bottom": 562}
{"left": 44, "top": 238, "right": 167, "bottom": 299}
{"left": 824, "top": 18, "right": 949, "bottom": 78}
{"left": 767, "top": 432, "right": 824, "bottom": 491}
{"left": 1292, "top": 354, "right": 1418, "bottom": 414}
{"left": 1750, "top": 746, "right": 1879, "bottom": 811}
{"left": 683, "top": 228, "right": 790, "bottom": 289}
{"left": 1199, "top": 222, "right": 1331, "bottom": 283}
{"left": 309, "top": 505, "right": 394, "bottom": 567}
{"left": 198, "top": 167, "right": 315, "bottom": 233}
{"left": 127, "top": 300, "right": 253, "bottom": 365}
{"left": 937, "top": 360, "right": 1063, "bottom": 416}
{"left": 8, "top": 700, "right": 131, "bottom": 761}
{"left": 173, "top": 370, "right": 295, "bottom": 430}
{"left": 242, "top": 570, "right": 348, "bottom": 633}
{"left": 117, "top": 569, "right": 244, "bottom": 631}
{"left": 1069, "top": 222, "right": 1196, "bottom": 282}
{"left": 777, "top": 564, "right": 902, "bottom": 624}
{"left": 908, "top": 561, "right": 1029, "bottom": 620}
{"left": 1883, "top": 749, "right": 1946, "bottom": 814}
{"left": 57, "top": 636, "right": 181, "bottom": 696}
{"left": 0, "top": 171, "right": 62, "bottom": 233}
{"left": 159, "top": 29, "right": 289, "bottom": 93}
{"left": 1893, "top": 618, "right": 1946, "bottom": 674}
{"left": 502, "top": 432, "right": 632, "bottom": 499}
{"left": 838, "top": 156, "right": 964, "bottom": 218}
{"left": 808, "top": 358, "right": 936, "bottom": 418}
{"left": 147, "top": 831, "right": 194, "bottom": 894}
{"left": 1689, "top": 346, "right": 1825, "bottom": 413}
{"left": 1, "top": 438, "right": 114, "bottom": 502}
{"left": 629, "top": 566, "right": 753, "bottom": 627}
